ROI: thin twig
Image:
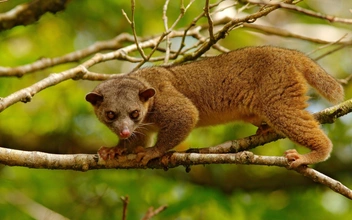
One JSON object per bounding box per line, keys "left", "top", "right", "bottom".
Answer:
{"left": 133, "top": 0, "right": 197, "bottom": 69}
{"left": 163, "top": 0, "right": 171, "bottom": 63}
{"left": 169, "top": 0, "right": 195, "bottom": 31}
{"left": 314, "top": 45, "right": 348, "bottom": 61}
{"left": 306, "top": 34, "right": 349, "bottom": 56}
{"left": 142, "top": 205, "right": 168, "bottom": 220}
{"left": 127, "top": 0, "right": 147, "bottom": 60}
{"left": 274, "top": 1, "right": 352, "bottom": 24}
{"left": 121, "top": 196, "right": 129, "bottom": 220}
{"left": 172, "top": 1, "right": 225, "bottom": 63}
{"left": 211, "top": 1, "right": 238, "bottom": 17}
{"left": 205, "top": 0, "right": 215, "bottom": 42}
{"left": 243, "top": 23, "right": 352, "bottom": 46}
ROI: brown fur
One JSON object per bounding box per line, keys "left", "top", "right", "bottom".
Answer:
{"left": 86, "top": 46, "right": 344, "bottom": 168}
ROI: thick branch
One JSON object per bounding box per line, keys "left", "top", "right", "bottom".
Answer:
{"left": 0, "top": 147, "right": 279, "bottom": 170}
{"left": 0, "top": 147, "right": 351, "bottom": 199}
{"left": 0, "top": 0, "right": 70, "bottom": 32}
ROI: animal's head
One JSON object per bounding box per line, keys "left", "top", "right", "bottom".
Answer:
{"left": 86, "top": 77, "right": 155, "bottom": 139}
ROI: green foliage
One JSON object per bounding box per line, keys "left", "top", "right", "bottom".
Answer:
{"left": 1, "top": 166, "right": 352, "bottom": 219}
{"left": 1, "top": 0, "right": 352, "bottom": 219}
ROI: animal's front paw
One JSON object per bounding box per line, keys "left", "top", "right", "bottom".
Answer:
{"left": 284, "top": 149, "right": 306, "bottom": 169}
{"left": 135, "top": 147, "right": 163, "bottom": 165}
{"left": 98, "top": 146, "right": 127, "bottom": 160}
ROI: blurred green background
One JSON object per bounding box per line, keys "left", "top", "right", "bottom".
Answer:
{"left": 0, "top": 0, "right": 352, "bottom": 219}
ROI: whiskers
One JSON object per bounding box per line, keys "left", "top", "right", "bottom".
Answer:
{"left": 137, "top": 122, "right": 155, "bottom": 132}
{"left": 125, "top": 122, "right": 155, "bottom": 142}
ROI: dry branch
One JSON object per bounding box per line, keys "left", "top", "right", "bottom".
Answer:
{"left": 0, "top": 147, "right": 351, "bottom": 199}
{"left": 0, "top": 33, "right": 136, "bottom": 77}
{"left": 243, "top": 23, "right": 352, "bottom": 46}
{"left": 0, "top": 146, "right": 277, "bottom": 170}
{"left": 266, "top": 1, "right": 352, "bottom": 24}
{"left": 142, "top": 205, "right": 168, "bottom": 220}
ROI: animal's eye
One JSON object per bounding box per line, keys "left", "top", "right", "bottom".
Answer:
{"left": 105, "top": 111, "right": 116, "bottom": 120}
{"left": 129, "top": 110, "right": 140, "bottom": 120}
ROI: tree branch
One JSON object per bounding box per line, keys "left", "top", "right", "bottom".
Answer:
{"left": 0, "top": 147, "right": 351, "bottom": 199}
{"left": 204, "top": 0, "right": 215, "bottom": 42}
{"left": 242, "top": 23, "right": 352, "bottom": 46}
{"left": 260, "top": 0, "right": 352, "bottom": 24}
{"left": 125, "top": 0, "right": 148, "bottom": 61}
{"left": 0, "top": 33, "right": 136, "bottom": 77}
{"left": 162, "top": 0, "right": 171, "bottom": 64}
{"left": 0, "top": 0, "right": 70, "bottom": 32}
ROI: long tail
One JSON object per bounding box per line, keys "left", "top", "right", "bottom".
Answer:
{"left": 299, "top": 57, "right": 344, "bottom": 104}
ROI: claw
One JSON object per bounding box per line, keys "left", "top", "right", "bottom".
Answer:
{"left": 97, "top": 146, "right": 127, "bottom": 160}
{"left": 284, "top": 149, "right": 304, "bottom": 169}
{"left": 136, "top": 147, "right": 163, "bottom": 165}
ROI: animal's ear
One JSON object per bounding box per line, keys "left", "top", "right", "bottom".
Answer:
{"left": 139, "top": 88, "right": 155, "bottom": 102}
{"left": 85, "top": 92, "right": 104, "bottom": 106}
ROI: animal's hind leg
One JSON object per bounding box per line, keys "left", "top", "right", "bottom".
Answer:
{"left": 263, "top": 107, "right": 332, "bottom": 168}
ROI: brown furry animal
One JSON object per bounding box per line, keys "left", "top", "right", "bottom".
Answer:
{"left": 86, "top": 46, "right": 344, "bottom": 168}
